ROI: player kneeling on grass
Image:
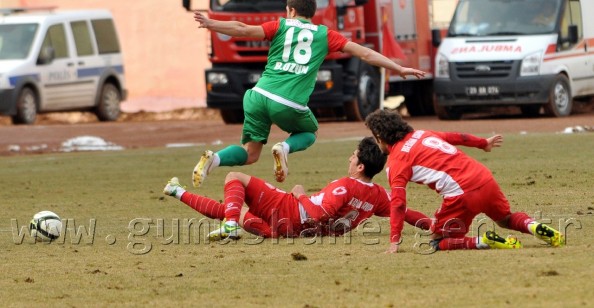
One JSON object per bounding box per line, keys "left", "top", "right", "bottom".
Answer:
{"left": 164, "top": 137, "right": 433, "bottom": 240}
{"left": 365, "top": 109, "right": 565, "bottom": 254}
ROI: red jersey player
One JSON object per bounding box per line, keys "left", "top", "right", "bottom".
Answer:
{"left": 163, "top": 137, "right": 430, "bottom": 240}
{"left": 365, "top": 109, "right": 565, "bottom": 253}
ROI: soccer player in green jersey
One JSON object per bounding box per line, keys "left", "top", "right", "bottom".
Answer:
{"left": 192, "top": 0, "right": 426, "bottom": 187}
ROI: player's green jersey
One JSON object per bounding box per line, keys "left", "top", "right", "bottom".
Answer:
{"left": 255, "top": 18, "right": 329, "bottom": 107}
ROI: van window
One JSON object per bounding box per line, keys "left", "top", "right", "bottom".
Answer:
{"left": 71, "top": 21, "right": 94, "bottom": 56}
{"left": 0, "top": 24, "right": 38, "bottom": 59}
{"left": 91, "top": 19, "right": 120, "bottom": 54}
{"left": 40, "top": 24, "right": 69, "bottom": 58}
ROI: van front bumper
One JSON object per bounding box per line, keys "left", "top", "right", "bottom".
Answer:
{"left": 434, "top": 75, "right": 556, "bottom": 107}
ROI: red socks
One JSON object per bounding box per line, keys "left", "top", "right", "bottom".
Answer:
{"left": 180, "top": 192, "right": 224, "bottom": 219}
{"left": 437, "top": 237, "right": 478, "bottom": 250}
{"left": 508, "top": 212, "right": 533, "bottom": 234}
{"left": 223, "top": 179, "right": 245, "bottom": 222}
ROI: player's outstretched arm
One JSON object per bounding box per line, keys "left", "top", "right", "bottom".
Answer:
{"left": 483, "top": 134, "right": 503, "bottom": 152}
{"left": 194, "top": 11, "right": 265, "bottom": 38}
{"left": 341, "top": 42, "right": 426, "bottom": 79}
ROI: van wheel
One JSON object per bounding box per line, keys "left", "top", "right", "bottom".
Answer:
{"left": 95, "top": 83, "right": 121, "bottom": 121}
{"left": 543, "top": 74, "right": 572, "bottom": 117}
{"left": 12, "top": 87, "right": 37, "bottom": 125}
{"left": 344, "top": 63, "right": 381, "bottom": 121}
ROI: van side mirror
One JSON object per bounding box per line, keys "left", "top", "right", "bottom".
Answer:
{"left": 431, "top": 29, "right": 442, "bottom": 48}
{"left": 567, "top": 24, "right": 578, "bottom": 44}
{"left": 182, "top": 0, "right": 191, "bottom": 11}
{"left": 37, "top": 46, "right": 54, "bottom": 65}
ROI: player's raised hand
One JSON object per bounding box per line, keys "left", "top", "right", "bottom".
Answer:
{"left": 194, "top": 11, "right": 210, "bottom": 28}
{"left": 483, "top": 134, "right": 503, "bottom": 152}
{"left": 385, "top": 242, "right": 400, "bottom": 254}
{"left": 399, "top": 67, "right": 426, "bottom": 79}
{"left": 291, "top": 185, "right": 306, "bottom": 198}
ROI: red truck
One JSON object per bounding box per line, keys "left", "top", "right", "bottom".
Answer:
{"left": 183, "top": 0, "right": 442, "bottom": 124}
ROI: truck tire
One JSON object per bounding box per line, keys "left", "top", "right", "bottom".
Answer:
{"left": 433, "top": 95, "right": 462, "bottom": 120}
{"left": 95, "top": 82, "right": 121, "bottom": 121}
{"left": 220, "top": 109, "right": 244, "bottom": 124}
{"left": 12, "top": 87, "right": 37, "bottom": 125}
{"left": 344, "top": 63, "right": 381, "bottom": 121}
{"left": 543, "top": 74, "right": 572, "bottom": 117}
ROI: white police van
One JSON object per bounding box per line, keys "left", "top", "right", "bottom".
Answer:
{"left": 0, "top": 8, "right": 126, "bottom": 124}
{"left": 433, "top": 0, "right": 594, "bottom": 119}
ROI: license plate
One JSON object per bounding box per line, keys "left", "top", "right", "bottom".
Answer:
{"left": 466, "top": 86, "right": 500, "bottom": 96}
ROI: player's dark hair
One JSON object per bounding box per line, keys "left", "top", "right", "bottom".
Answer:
{"left": 365, "top": 109, "right": 414, "bottom": 145}
{"left": 287, "top": 0, "right": 316, "bottom": 18}
{"left": 357, "top": 137, "right": 387, "bottom": 179}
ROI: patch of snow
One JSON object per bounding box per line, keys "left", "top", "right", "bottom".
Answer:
{"left": 60, "top": 136, "right": 124, "bottom": 152}
{"left": 165, "top": 143, "right": 205, "bottom": 148}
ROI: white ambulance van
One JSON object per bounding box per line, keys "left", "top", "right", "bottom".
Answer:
{"left": 0, "top": 8, "right": 126, "bottom": 124}
{"left": 433, "top": 0, "right": 594, "bottom": 119}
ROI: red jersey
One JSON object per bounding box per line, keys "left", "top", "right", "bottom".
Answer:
{"left": 386, "top": 130, "right": 491, "bottom": 242}
{"left": 298, "top": 177, "right": 390, "bottom": 235}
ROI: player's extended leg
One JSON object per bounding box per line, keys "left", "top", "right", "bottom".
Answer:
{"left": 192, "top": 145, "right": 250, "bottom": 188}
{"left": 432, "top": 231, "right": 522, "bottom": 250}
{"left": 164, "top": 177, "right": 225, "bottom": 219}
{"left": 193, "top": 90, "right": 271, "bottom": 188}
{"left": 164, "top": 177, "right": 271, "bottom": 240}
{"left": 208, "top": 172, "right": 252, "bottom": 240}
{"left": 431, "top": 192, "right": 522, "bottom": 251}
{"left": 481, "top": 180, "right": 565, "bottom": 247}
{"left": 497, "top": 213, "right": 565, "bottom": 247}
{"left": 271, "top": 106, "right": 318, "bottom": 183}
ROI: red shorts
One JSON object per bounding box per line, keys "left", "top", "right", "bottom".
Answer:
{"left": 431, "top": 179, "right": 511, "bottom": 238}
{"left": 245, "top": 177, "right": 304, "bottom": 237}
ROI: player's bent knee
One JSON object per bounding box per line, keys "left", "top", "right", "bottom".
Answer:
{"left": 225, "top": 172, "right": 250, "bottom": 185}
{"left": 225, "top": 172, "right": 242, "bottom": 182}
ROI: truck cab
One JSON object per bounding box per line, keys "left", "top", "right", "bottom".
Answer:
{"left": 433, "top": 0, "right": 594, "bottom": 119}
{"left": 202, "top": 0, "right": 379, "bottom": 124}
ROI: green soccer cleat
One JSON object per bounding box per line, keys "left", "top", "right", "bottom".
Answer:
{"left": 482, "top": 231, "right": 522, "bottom": 249}
{"left": 163, "top": 177, "right": 185, "bottom": 197}
{"left": 208, "top": 220, "right": 243, "bottom": 241}
{"left": 193, "top": 150, "right": 215, "bottom": 188}
{"left": 531, "top": 223, "right": 565, "bottom": 247}
{"left": 271, "top": 142, "right": 288, "bottom": 183}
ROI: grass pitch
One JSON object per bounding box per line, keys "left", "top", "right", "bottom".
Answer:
{"left": 1, "top": 133, "right": 593, "bottom": 307}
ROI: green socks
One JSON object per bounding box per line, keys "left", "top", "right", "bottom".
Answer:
{"left": 285, "top": 132, "right": 316, "bottom": 153}
{"left": 217, "top": 145, "right": 248, "bottom": 166}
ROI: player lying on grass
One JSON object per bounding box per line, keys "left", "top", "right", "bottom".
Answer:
{"left": 365, "top": 109, "right": 566, "bottom": 254}
{"left": 165, "top": 137, "right": 419, "bottom": 239}
{"left": 164, "top": 137, "right": 517, "bottom": 250}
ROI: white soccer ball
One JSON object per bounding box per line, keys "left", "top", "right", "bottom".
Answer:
{"left": 29, "top": 211, "right": 63, "bottom": 242}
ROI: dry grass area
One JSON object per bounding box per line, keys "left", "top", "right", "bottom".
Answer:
{"left": 0, "top": 134, "right": 593, "bottom": 307}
